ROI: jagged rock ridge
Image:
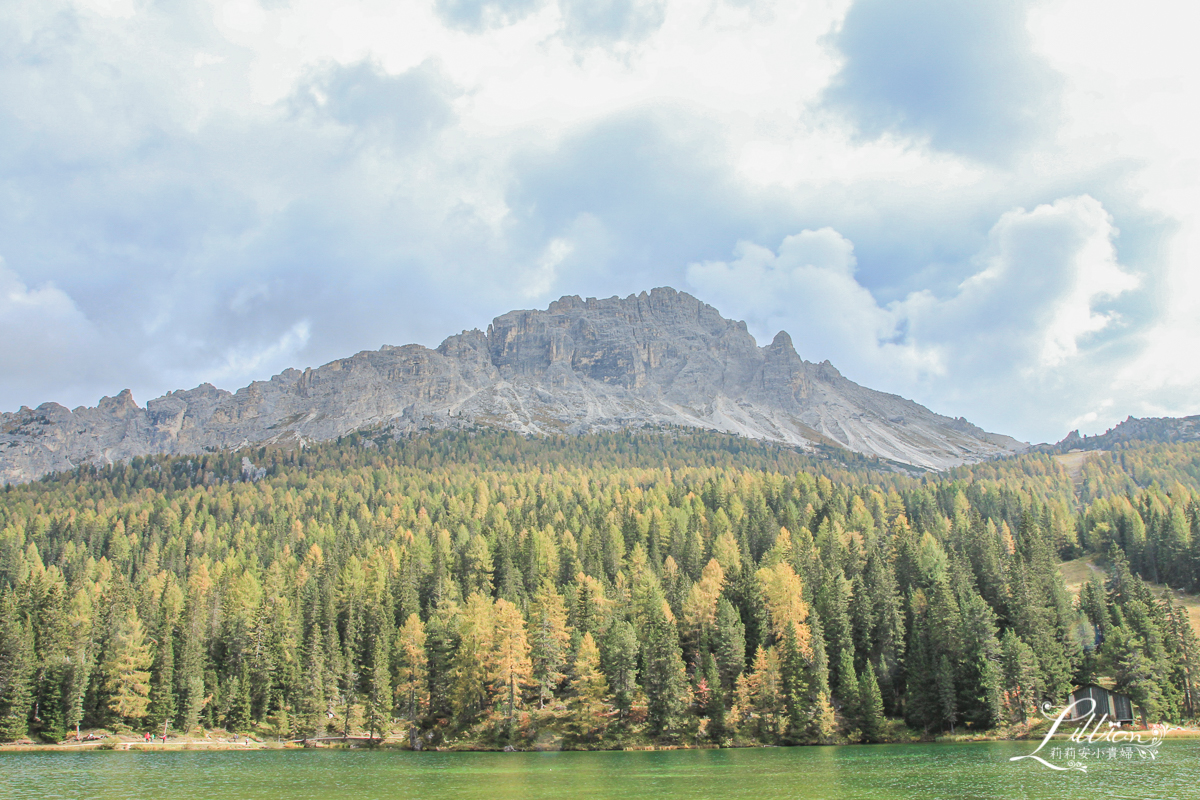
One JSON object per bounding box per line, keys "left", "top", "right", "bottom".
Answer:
{"left": 0, "top": 288, "right": 1025, "bottom": 482}
{"left": 1050, "top": 415, "right": 1200, "bottom": 452}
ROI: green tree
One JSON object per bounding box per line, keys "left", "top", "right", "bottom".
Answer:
{"left": 528, "top": 579, "right": 571, "bottom": 709}
{"left": 836, "top": 647, "right": 860, "bottom": 733}
{"left": 0, "top": 590, "right": 34, "bottom": 741}
{"left": 601, "top": 619, "right": 639, "bottom": 723}
{"left": 858, "top": 661, "right": 886, "bottom": 742}
{"left": 714, "top": 598, "right": 746, "bottom": 691}
{"left": 641, "top": 598, "right": 689, "bottom": 738}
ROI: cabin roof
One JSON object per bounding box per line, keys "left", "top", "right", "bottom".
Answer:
{"left": 1072, "top": 679, "right": 1122, "bottom": 694}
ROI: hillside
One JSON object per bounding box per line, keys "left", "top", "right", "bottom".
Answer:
{"left": 1, "top": 431, "right": 1196, "bottom": 748}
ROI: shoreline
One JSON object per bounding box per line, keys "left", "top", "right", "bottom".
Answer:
{"left": 6, "top": 727, "right": 1198, "bottom": 753}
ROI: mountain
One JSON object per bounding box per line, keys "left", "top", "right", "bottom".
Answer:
{"left": 1050, "top": 414, "right": 1200, "bottom": 452}
{"left": 0, "top": 288, "right": 1025, "bottom": 482}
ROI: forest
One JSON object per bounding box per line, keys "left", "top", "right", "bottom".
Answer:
{"left": 0, "top": 427, "right": 1198, "bottom": 747}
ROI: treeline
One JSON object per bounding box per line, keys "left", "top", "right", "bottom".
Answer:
{"left": 0, "top": 432, "right": 1197, "bottom": 746}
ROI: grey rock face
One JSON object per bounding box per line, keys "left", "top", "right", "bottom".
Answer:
{"left": 0, "top": 288, "right": 1025, "bottom": 482}
{"left": 1050, "top": 415, "right": 1200, "bottom": 451}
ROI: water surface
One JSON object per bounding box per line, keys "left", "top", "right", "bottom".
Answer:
{"left": 5, "top": 740, "right": 1195, "bottom": 800}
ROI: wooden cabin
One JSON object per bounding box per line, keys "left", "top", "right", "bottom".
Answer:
{"left": 1067, "top": 683, "right": 1135, "bottom": 724}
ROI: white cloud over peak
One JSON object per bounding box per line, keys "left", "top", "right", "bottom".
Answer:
{"left": 688, "top": 196, "right": 1144, "bottom": 442}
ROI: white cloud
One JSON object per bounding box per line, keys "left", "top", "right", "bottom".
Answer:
{"left": 688, "top": 228, "right": 940, "bottom": 382}
{"left": 208, "top": 319, "right": 312, "bottom": 385}
{"left": 0, "top": 261, "right": 110, "bottom": 408}
{"left": 688, "top": 196, "right": 1144, "bottom": 442}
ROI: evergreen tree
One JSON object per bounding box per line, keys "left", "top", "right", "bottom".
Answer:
{"left": 698, "top": 651, "right": 725, "bottom": 741}
{"left": 957, "top": 589, "right": 1003, "bottom": 729}
{"left": 1000, "top": 629, "right": 1039, "bottom": 724}
{"left": 147, "top": 605, "right": 176, "bottom": 733}
{"left": 934, "top": 655, "right": 957, "bottom": 734}
{"left": 424, "top": 601, "right": 458, "bottom": 725}
{"left": 528, "top": 579, "right": 570, "bottom": 709}
{"left": 836, "top": 648, "right": 860, "bottom": 733}
{"left": 177, "top": 569, "right": 211, "bottom": 733}
{"left": 362, "top": 596, "right": 393, "bottom": 741}
{"left": 858, "top": 661, "right": 886, "bottom": 743}
{"left": 641, "top": 598, "right": 689, "bottom": 738}
{"left": 223, "top": 664, "right": 252, "bottom": 732}
{"left": 600, "top": 619, "right": 639, "bottom": 723}
{"left": 1104, "top": 625, "right": 1163, "bottom": 724}
{"left": 0, "top": 590, "right": 34, "bottom": 741}
{"left": 714, "top": 598, "right": 746, "bottom": 691}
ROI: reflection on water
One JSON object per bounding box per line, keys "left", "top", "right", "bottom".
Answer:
{"left": 5, "top": 740, "right": 1196, "bottom": 800}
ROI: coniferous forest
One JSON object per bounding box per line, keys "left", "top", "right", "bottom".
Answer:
{"left": 1, "top": 428, "right": 1198, "bottom": 747}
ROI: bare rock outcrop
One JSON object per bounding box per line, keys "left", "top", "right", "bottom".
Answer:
{"left": 1, "top": 288, "right": 1026, "bottom": 482}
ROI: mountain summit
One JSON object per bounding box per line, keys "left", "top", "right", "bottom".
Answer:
{"left": 0, "top": 288, "right": 1024, "bottom": 482}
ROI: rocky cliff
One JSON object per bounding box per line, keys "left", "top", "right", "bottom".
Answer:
{"left": 1050, "top": 414, "right": 1200, "bottom": 452}
{"left": 0, "top": 288, "right": 1025, "bottom": 482}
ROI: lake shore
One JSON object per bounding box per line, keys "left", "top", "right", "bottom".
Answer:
{"left": 6, "top": 724, "right": 1198, "bottom": 753}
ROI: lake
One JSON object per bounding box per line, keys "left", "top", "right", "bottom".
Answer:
{"left": 5, "top": 741, "right": 1196, "bottom": 800}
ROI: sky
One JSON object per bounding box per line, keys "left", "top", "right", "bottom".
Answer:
{"left": 2, "top": 0, "right": 1198, "bottom": 444}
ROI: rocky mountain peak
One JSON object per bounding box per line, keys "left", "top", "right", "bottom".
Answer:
{"left": 0, "top": 288, "right": 1026, "bottom": 483}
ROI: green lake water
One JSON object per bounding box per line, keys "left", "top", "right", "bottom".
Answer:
{"left": 5, "top": 741, "right": 1197, "bottom": 800}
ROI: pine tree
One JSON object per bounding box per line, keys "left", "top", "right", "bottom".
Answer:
{"left": 698, "top": 651, "right": 725, "bottom": 741}
{"left": 1104, "top": 624, "right": 1163, "bottom": 724}
{"left": 363, "top": 597, "right": 393, "bottom": 741}
{"left": 934, "top": 655, "right": 957, "bottom": 733}
{"left": 1000, "top": 629, "right": 1039, "bottom": 724}
{"left": 858, "top": 661, "right": 886, "bottom": 743}
{"left": 28, "top": 577, "right": 71, "bottom": 742}
{"left": 223, "top": 664, "right": 252, "bottom": 732}
{"left": 178, "top": 569, "right": 211, "bottom": 733}
{"left": 147, "top": 610, "right": 176, "bottom": 732}
{"left": 0, "top": 590, "right": 34, "bottom": 741}
{"left": 641, "top": 598, "right": 689, "bottom": 738}
{"left": 600, "top": 619, "right": 639, "bottom": 723}
{"left": 904, "top": 592, "right": 938, "bottom": 731}
{"left": 957, "top": 590, "right": 1003, "bottom": 729}
{"left": 528, "top": 579, "right": 570, "bottom": 709}
{"left": 746, "top": 645, "right": 785, "bottom": 742}
{"left": 299, "top": 578, "right": 328, "bottom": 738}
{"left": 778, "top": 627, "right": 813, "bottom": 743}
{"left": 836, "top": 648, "right": 860, "bottom": 734}
{"left": 424, "top": 601, "right": 458, "bottom": 725}
{"left": 714, "top": 598, "right": 746, "bottom": 691}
